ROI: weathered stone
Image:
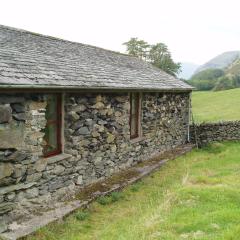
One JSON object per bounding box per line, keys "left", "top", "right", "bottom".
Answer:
{"left": 6, "top": 192, "right": 16, "bottom": 201}
{"left": 94, "top": 157, "right": 102, "bottom": 165}
{"left": 115, "top": 96, "right": 127, "bottom": 103}
{"left": 0, "top": 202, "right": 15, "bottom": 214}
{"left": 26, "top": 173, "right": 42, "bottom": 182}
{"left": 96, "top": 94, "right": 103, "bottom": 103}
{"left": 68, "top": 111, "right": 79, "bottom": 121}
{"left": 71, "top": 120, "right": 83, "bottom": 130}
{"left": 92, "top": 102, "right": 104, "bottom": 109}
{"left": 13, "top": 165, "right": 27, "bottom": 178}
{"left": 107, "top": 108, "right": 114, "bottom": 116}
{"left": 99, "top": 109, "right": 107, "bottom": 115}
{"left": 0, "top": 163, "right": 14, "bottom": 180}
{"left": 5, "top": 151, "right": 28, "bottom": 162}
{"left": 14, "top": 192, "right": 25, "bottom": 202}
{"left": 25, "top": 188, "right": 39, "bottom": 199}
{"left": 115, "top": 111, "right": 122, "bottom": 117}
{"left": 107, "top": 134, "right": 115, "bottom": 143}
{"left": 0, "top": 104, "right": 12, "bottom": 123}
{"left": 98, "top": 120, "right": 107, "bottom": 125}
{"left": 46, "top": 153, "right": 71, "bottom": 165}
{"left": 53, "top": 165, "right": 65, "bottom": 175}
{"left": 74, "top": 104, "right": 86, "bottom": 112}
{"left": 0, "top": 177, "right": 15, "bottom": 187}
{"left": 111, "top": 145, "right": 117, "bottom": 152}
{"left": 76, "top": 175, "right": 83, "bottom": 185}
{"left": 13, "top": 113, "right": 26, "bottom": 121}
{"left": 0, "top": 123, "right": 25, "bottom": 149}
{"left": 0, "top": 151, "right": 4, "bottom": 160}
{"left": 75, "top": 127, "right": 90, "bottom": 136}
{"left": 0, "top": 222, "right": 8, "bottom": 233}
{"left": 4, "top": 149, "right": 14, "bottom": 157}
{"left": 85, "top": 119, "right": 95, "bottom": 127}
{"left": 10, "top": 103, "right": 25, "bottom": 113}
{"left": 79, "top": 139, "right": 90, "bottom": 147}
{"left": 29, "top": 101, "right": 47, "bottom": 110}
{"left": 34, "top": 158, "right": 48, "bottom": 172}
{"left": 92, "top": 131, "right": 100, "bottom": 138}
{"left": 48, "top": 181, "right": 64, "bottom": 192}
{"left": 94, "top": 124, "right": 105, "bottom": 133}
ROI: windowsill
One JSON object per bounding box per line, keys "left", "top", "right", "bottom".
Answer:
{"left": 130, "top": 136, "right": 145, "bottom": 144}
{"left": 44, "top": 153, "right": 72, "bottom": 164}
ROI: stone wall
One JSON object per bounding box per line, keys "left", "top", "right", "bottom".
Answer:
{"left": 64, "top": 92, "right": 190, "bottom": 185}
{"left": 0, "top": 91, "right": 190, "bottom": 232}
{"left": 190, "top": 121, "right": 240, "bottom": 146}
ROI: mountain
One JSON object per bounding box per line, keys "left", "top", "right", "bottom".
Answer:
{"left": 195, "top": 51, "right": 240, "bottom": 73}
{"left": 225, "top": 58, "right": 240, "bottom": 76}
{"left": 189, "top": 52, "right": 240, "bottom": 91}
{"left": 178, "top": 62, "right": 199, "bottom": 79}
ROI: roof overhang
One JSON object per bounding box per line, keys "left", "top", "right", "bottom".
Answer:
{"left": 0, "top": 84, "right": 193, "bottom": 93}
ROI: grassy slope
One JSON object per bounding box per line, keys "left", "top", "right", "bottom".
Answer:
{"left": 26, "top": 142, "right": 240, "bottom": 240}
{"left": 192, "top": 88, "right": 240, "bottom": 123}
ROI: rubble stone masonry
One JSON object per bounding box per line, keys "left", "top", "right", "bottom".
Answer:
{"left": 0, "top": 92, "right": 190, "bottom": 231}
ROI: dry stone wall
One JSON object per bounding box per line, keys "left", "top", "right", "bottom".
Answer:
{"left": 0, "top": 92, "right": 190, "bottom": 232}
{"left": 190, "top": 121, "right": 240, "bottom": 146}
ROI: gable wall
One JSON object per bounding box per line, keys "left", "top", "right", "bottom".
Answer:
{"left": 0, "top": 91, "right": 190, "bottom": 231}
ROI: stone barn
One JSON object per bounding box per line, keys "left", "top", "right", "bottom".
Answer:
{"left": 0, "top": 25, "right": 192, "bottom": 230}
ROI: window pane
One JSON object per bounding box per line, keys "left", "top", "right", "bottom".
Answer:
{"left": 43, "top": 94, "right": 61, "bottom": 157}
{"left": 43, "top": 123, "right": 58, "bottom": 155}
{"left": 46, "top": 95, "right": 58, "bottom": 121}
{"left": 130, "top": 115, "right": 137, "bottom": 137}
{"left": 130, "top": 93, "right": 140, "bottom": 138}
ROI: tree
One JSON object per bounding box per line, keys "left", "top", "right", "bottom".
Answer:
{"left": 123, "top": 38, "right": 181, "bottom": 76}
{"left": 149, "top": 43, "right": 181, "bottom": 76}
{"left": 123, "top": 38, "right": 149, "bottom": 61}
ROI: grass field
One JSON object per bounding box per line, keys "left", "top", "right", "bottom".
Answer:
{"left": 26, "top": 141, "right": 240, "bottom": 240}
{"left": 192, "top": 88, "right": 240, "bottom": 123}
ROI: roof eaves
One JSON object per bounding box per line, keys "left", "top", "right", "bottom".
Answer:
{"left": 0, "top": 84, "right": 193, "bottom": 92}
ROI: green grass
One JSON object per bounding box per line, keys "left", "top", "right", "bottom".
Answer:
{"left": 192, "top": 88, "right": 240, "bottom": 123}
{"left": 25, "top": 141, "right": 240, "bottom": 240}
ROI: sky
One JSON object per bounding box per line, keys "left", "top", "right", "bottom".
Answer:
{"left": 0, "top": 0, "right": 239, "bottom": 65}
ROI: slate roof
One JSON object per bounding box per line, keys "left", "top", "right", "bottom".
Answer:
{"left": 0, "top": 25, "right": 192, "bottom": 91}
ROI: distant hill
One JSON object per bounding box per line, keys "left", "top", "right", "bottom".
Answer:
{"left": 188, "top": 51, "right": 240, "bottom": 91}
{"left": 178, "top": 62, "right": 199, "bottom": 79}
{"left": 225, "top": 58, "right": 240, "bottom": 76}
{"left": 195, "top": 51, "right": 240, "bottom": 74}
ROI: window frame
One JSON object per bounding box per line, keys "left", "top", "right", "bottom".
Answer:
{"left": 130, "top": 92, "right": 142, "bottom": 140}
{"left": 43, "top": 94, "right": 62, "bottom": 158}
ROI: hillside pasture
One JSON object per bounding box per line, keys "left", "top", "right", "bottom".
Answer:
{"left": 192, "top": 88, "right": 240, "bottom": 123}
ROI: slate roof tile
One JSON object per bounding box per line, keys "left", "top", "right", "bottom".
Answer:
{"left": 0, "top": 25, "right": 192, "bottom": 91}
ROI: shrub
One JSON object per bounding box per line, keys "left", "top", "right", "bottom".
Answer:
{"left": 110, "top": 192, "right": 124, "bottom": 202}
{"left": 97, "top": 192, "right": 124, "bottom": 205}
{"left": 75, "top": 211, "right": 90, "bottom": 221}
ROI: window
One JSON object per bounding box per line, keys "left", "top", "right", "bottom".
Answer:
{"left": 130, "top": 93, "right": 141, "bottom": 139}
{"left": 43, "top": 94, "right": 62, "bottom": 157}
